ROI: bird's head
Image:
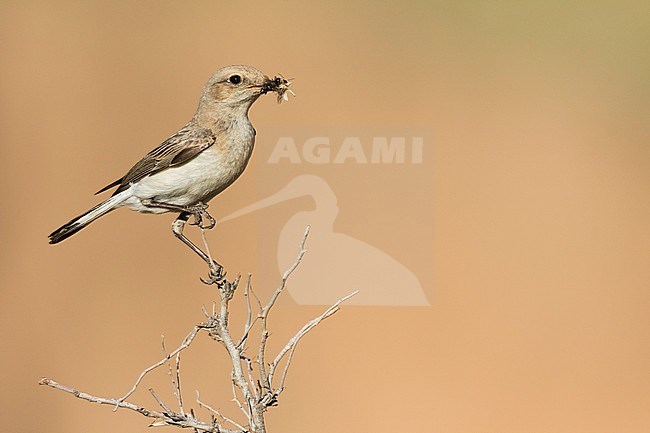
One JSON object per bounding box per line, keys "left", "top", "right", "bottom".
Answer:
{"left": 200, "top": 65, "right": 279, "bottom": 108}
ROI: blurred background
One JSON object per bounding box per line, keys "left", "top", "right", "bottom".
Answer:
{"left": 1, "top": 1, "right": 649, "bottom": 432}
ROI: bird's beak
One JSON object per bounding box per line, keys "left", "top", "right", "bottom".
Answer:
{"left": 260, "top": 77, "right": 278, "bottom": 95}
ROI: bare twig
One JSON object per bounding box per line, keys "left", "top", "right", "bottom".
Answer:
{"left": 249, "top": 285, "right": 263, "bottom": 312}
{"left": 200, "top": 228, "right": 215, "bottom": 268}
{"left": 119, "top": 325, "right": 204, "bottom": 403}
{"left": 265, "top": 226, "right": 310, "bottom": 311}
{"left": 196, "top": 390, "right": 248, "bottom": 431}
{"left": 149, "top": 387, "right": 173, "bottom": 414}
{"left": 230, "top": 381, "right": 251, "bottom": 423}
{"left": 39, "top": 378, "right": 240, "bottom": 433}
{"left": 277, "top": 344, "right": 297, "bottom": 396}
{"left": 268, "top": 290, "right": 359, "bottom": 393}
{"left": 243, "top": 355, "right": 258, "bottom": 399}
{"left": 243, "top": 275, "right": 253, "bottom": 334}
{"left": 257, "top": 226, "right": 311, "bottom": 393}
{"left": 161, "top": 334, "right": 184, "bottom": 415}
{"left": 236, "top": 275, "right": 256, "bottom": 349}
{"left": 174, "top": 351, "right": 185, "bottom": 414}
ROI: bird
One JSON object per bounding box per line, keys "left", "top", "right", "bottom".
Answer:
{"left": 48, "top": 65, "right": 290, "bottom": 280}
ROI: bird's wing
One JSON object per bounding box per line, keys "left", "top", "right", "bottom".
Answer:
{"left": 96, "top": 124, "right": 217, "bottom": 196}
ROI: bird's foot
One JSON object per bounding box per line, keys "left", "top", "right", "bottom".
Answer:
{"left": 200, "top": 261, "right": 226, "bottom": 286}
{"left": 188, "top": 202, "right": 216, "bottom": 230}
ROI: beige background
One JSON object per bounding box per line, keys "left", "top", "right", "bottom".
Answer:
{"left": 1, "top": 1, "right": 649, "bottom": 432}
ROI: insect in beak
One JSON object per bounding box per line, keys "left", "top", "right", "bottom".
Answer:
{"left": 261, "top": 74, "right": 296, "bottom": 103}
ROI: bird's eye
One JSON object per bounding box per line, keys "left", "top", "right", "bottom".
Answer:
{"left": 229, "top": 75, "right": 242, "bottom": 85}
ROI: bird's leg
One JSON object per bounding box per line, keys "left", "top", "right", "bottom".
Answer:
{"left": 171, "top": 212, "right": 211, "bottom": 264}
{"left": 141, "top": 200, "right": 223, "bottom": 285}
{"left": 171, "top": 212, "right": 225, "bottom": 285}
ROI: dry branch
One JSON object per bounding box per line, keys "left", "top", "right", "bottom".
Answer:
{"left": 39, "top": 377, "right": 239, "bottom": 433}
{"left": 40, "top": 226, "right": 357, "bottom": 433}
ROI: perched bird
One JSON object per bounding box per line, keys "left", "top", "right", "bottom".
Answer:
{"left": 48, "top": 65, "right": 291, "bottom": 278}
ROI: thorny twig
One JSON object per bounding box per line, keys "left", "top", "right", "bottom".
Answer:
{"left": 39, "top": 225, "right": 357, "bottom": 433}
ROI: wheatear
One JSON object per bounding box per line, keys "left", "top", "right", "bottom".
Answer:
{"left": 49, "top": 65, "right": 291, "bottom": 279}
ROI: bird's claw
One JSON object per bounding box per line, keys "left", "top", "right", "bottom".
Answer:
{"left": 201, "top": 212, "right": 216, "bottom": 230}
{"left": 188, "top": 203, "right": 216, "bottom": 230}
{"left": 200, "top": 261, "right": 226, "bottom": 286}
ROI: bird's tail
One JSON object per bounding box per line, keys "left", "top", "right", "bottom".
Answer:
{"left": 49, "top": 191, "right": 129, "bottom": 244}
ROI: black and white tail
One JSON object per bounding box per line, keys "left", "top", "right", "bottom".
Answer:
{"left": 48, "top": 192, "right": 128, "bottom": 244}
